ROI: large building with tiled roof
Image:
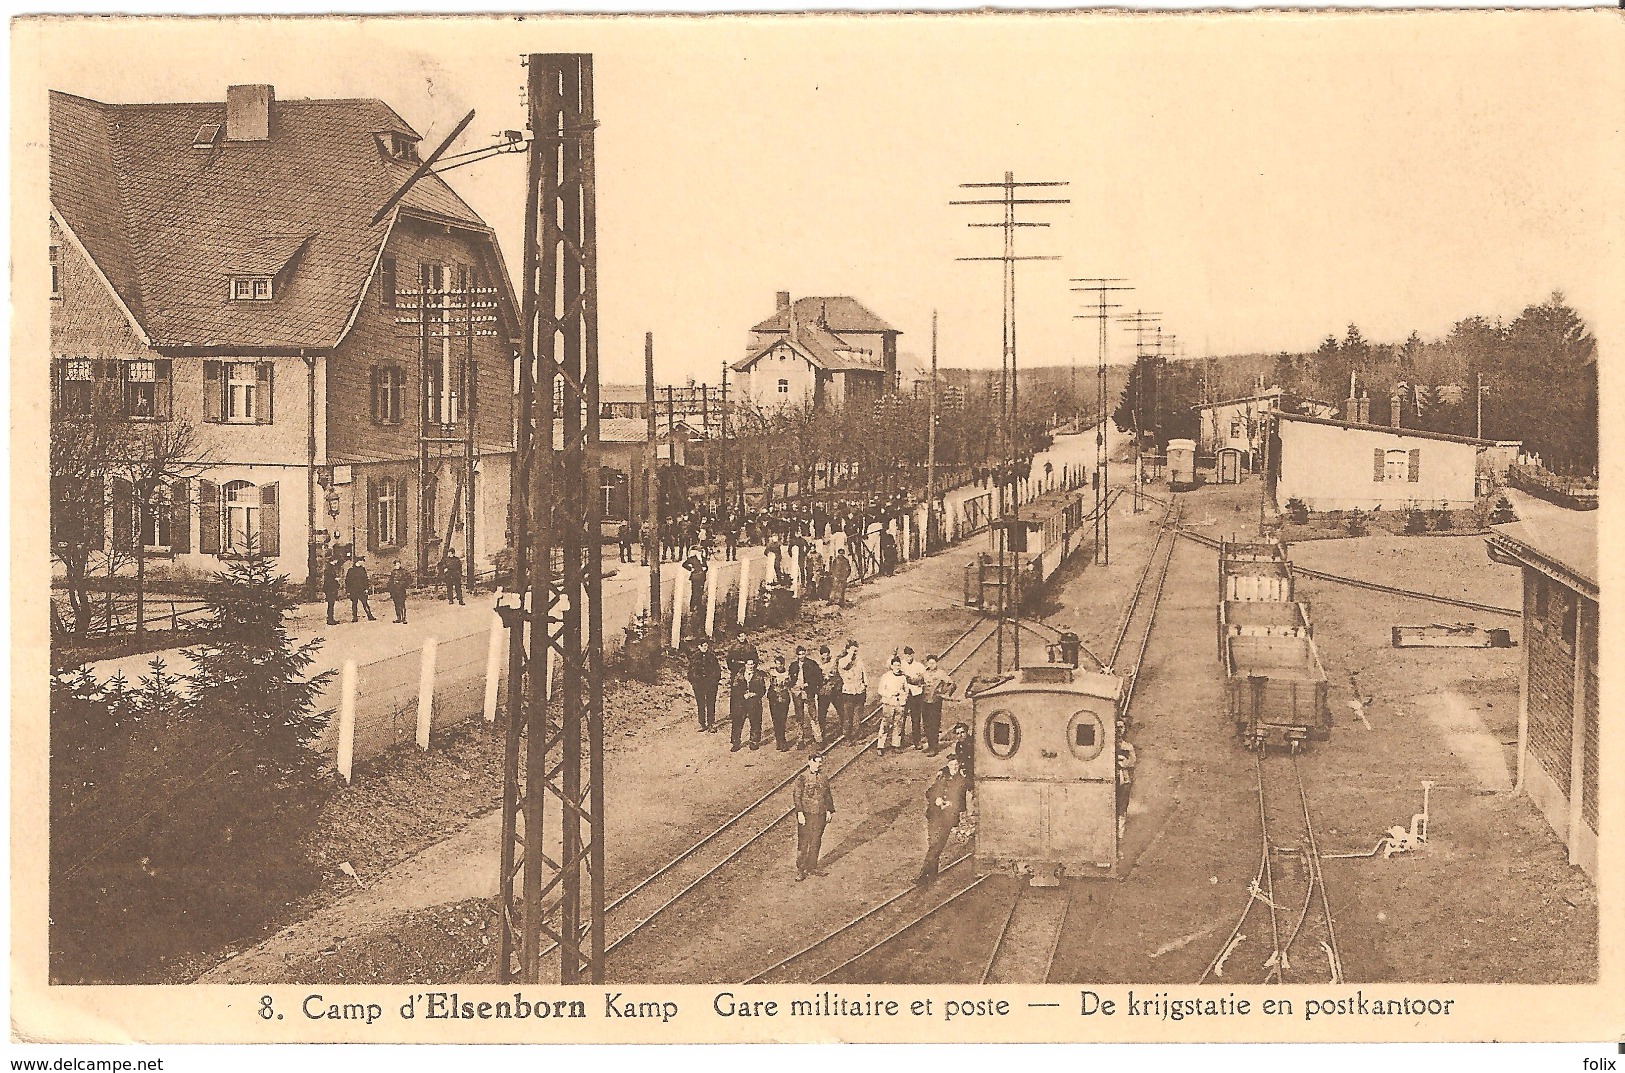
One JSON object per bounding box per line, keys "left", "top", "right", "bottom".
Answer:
{"left": 49, "top": 84, "right": 519, "bottom": 585}
{"left": 732, "top": 291, "right": 900, "bottom": 410}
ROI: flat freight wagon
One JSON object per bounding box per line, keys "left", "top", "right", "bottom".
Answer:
{"left": 1224, "top": 633, "right": 1331, "bottom": 751}
{"left": 1217, "top": 599, "right": 1312, "bottom": 660}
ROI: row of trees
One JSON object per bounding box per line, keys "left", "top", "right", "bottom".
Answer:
{"left": 726, "top": 379, "right": 1068, "bottom": 506}
{"left": 1281, "top": 293, "right": 1597, "bottom": 473}
{"left": 1110, "top": 293, "right": 1597, "bottom": 475}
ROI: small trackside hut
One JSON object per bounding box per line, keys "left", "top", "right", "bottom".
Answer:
{"left": 971, "top": 665, "right": 1125, "bottom": 884}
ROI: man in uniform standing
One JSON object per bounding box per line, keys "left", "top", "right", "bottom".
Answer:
{"left": 322, "top": 556, "right": 343, "bottom": 626}
{"left": 788, "top": 644, "right": 825, "bottom": 748}
{"left": 344, "top": 557, "right": 376, "bottom": 622}
{"left": 828, "top": 547, "right": 852, "bottom": 607}
{"left": 386, "top": 560, "right": 412, "bottom": 624}
{"left": 793, "top": 753, "right": 835, "bottom": 881}
{"left": 687, "top": 638, "right": 722, "bottom": 732}
{"left": 917, "top": 755, "right": 969, "bottom": 884}
{"left": 441, "top": 548, "right": 466, "bottom": 605}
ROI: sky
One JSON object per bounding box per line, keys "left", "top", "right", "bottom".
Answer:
{"left": 22, "top": 13, "right": 1623, "bottom": 385}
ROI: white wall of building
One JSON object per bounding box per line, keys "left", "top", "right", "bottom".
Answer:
{"left": 739, "top": 342, "right": 820, "bottom": 409}
{"left": 1276, "top": 419, "right": 1480, "bottom": 511}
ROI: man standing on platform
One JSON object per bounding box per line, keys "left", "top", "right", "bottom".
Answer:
{"left": 344, "top": 557, "right": 376, "bottom": 622}
{"left": 322, "top": 556, "right": 343, "bottom": 626}
{"left": 829, "top": 547, "right": 852, "bottom": 607}
{"left": 793, "top": 753, "right": 835, "bottom": 881}
{"left": 441, "top": 548, "right": 465, "bottom": 605}
{"left": 386, "top": 560, "right": 412, "bottom": 624}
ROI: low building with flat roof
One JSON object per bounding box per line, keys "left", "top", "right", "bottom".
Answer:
{"left": 1486, "top": 509, "right": 1598, "bottom": 880}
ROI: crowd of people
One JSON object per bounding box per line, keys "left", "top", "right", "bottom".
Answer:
{"left": 685, "top": 630, "right": 978, "bottom": 883}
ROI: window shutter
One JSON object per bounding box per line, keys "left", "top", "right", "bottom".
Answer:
{"left": 260, "top": 482, "right": 280, "bottom": 556}
{"left": 198, "top": 479, "right": 220, "bottom": 554}
{"left": 256, "top": 362, "right": 274, "bottom": 424}
{"left": 1407, "top": 449, "right": 1421, "bottom": 482}
{"left": 170, "top": 479, "right": 191, "bottom": 553}
{"left": 367, "top": 477, "right": 380, "bottom": 551}
{"left": 370, "top": 366, "right": 381, "bottom": 422}
{"left": 1372, "top": 448, "right": 1385, "bottom": 482}
{"left": 110, "top": 478, "right": 134, "bottom": 551}
{"left": 154, "top": 359, "right": 173, "bottom": 420}
{"left": 203, "top": 361, "right": 222, "bottom": 422}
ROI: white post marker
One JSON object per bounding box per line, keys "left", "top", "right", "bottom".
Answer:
{"left": 337, "top": 659, "right": 358, "bottom": 784}
{"left": 737, "top": 556, "right": 751, "bottom": 625}
{"left": 416, "top": 637, "right": 437, "bottom": 751}
{"left": 789, "top": 546, "right": 802, "bottom": 597}
{"left": 705, "top": 560, "right": 719, "bottom": 636}
{"left": 483, "top": 598, "right": 506, "bottom": 723}
{"left": 671, "top": 575, "right": 685, "bottom": 649}
{"left": 902, "top": 514, "right": 912, "bottom": 562}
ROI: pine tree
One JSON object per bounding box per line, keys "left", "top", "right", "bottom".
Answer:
{"left": 184, "top": 548, "right": 334, "bottom": 769}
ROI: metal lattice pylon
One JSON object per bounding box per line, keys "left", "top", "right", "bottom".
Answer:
{"left": 498, "top": 52, "right": 605, "bottom": 986}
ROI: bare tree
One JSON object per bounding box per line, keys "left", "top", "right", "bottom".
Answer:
{"left": 51, "top": 400, "right": 131, "bottom": 641}
{"left": 110, "top": 419, "right": 208, "bottom": 637}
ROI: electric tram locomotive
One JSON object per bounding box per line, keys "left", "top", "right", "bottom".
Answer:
{"left": 970, "top": 663, "right": 1126, "bottom": 884}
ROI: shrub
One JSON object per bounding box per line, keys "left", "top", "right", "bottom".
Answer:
{"left": 1490, "top": 495, "right": 1517, "bottom": 524}
{"left": 1346, "top": 509, "right": 1368, "bottom": 536}
{"left": 1284, "top": 497, "right": 1310, "bottom": 525}
{"left": 1431, "top": 507, "right": 1454, "bottom": 532}
{"left": 1404, "top": 509, "right": 1427, "bottom": 535}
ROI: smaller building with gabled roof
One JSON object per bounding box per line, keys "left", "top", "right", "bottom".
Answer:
{"left": 733, "top": 291, "right": 900, "bottom": 410}
{"left": 1270, "top": 410, "right": 1506, "bottom": 512}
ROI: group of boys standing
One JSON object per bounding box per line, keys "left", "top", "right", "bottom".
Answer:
{"left": 684, "top": 631, "right": 976, "bottom": 884}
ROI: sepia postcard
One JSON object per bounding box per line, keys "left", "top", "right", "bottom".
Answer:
{"left": 10, "top": 10, "right": 1623, "bottom": 1047}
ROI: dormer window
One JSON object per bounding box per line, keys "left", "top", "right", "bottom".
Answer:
{"left": 230, "top": 275, "right": 274, "bottom": 301}
{"left": 375, "top": 131, "right": 420, "bottom": 163}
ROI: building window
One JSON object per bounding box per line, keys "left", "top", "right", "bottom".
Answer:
{"left": 122, "top": 359, "right": 172, "bottom": 420}
{"left": 375, "top": 477, "right": 401, "bottom": 547}
{"left": 1384, "top": 449, "right": 1409, "bottom": 482}
{"left": 1559, "top": 591, "right": 1578, "bottom": 648}
{"left": 140, "top": 483, "right": 173, "bottom": 549}
{"left": 380, "top": 256, "right": 397, "bottom": 310}
{"left": 227, "top": 362, "right": 258, "bottom": 421}
{"left": 372, "top": 365, "right": 405, "bottom": 424}
{"left": 1230, "top": 416, "right": 1243, "bottom": 438}
{"left": 50, "top": 245, "right": 61, "bottom": 298}
{"left": 56, "top": 358, "right": 95, "bottom": 415}
{"left": 229, "top": 276, "right": 274, "bottom": 301}
{"left": 222, "top": 480, "right": 260, "bottom": 554}
{"left": 778, "top": 378, "right": 789, "bottom": 395}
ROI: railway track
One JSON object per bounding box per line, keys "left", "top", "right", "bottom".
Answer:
{"left": 1108, "top": 497, "right": 1181, "bottom": 720}
{"left": 773, "top": 502, "right": 1177, "bottom": 985}
{"left": 742, "top": 855, "right": 986, "bottom": 984}
{"left": 531, "top": 613, "right": 1001, "bottom": 979}
{"left": 1199, "top": 752, "right": 1344, "bottom": 985}
{"left": 981, "top": 884, "right": 1074, "bottom": 983}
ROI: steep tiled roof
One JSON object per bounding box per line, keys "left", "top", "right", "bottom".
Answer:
{"left": 733, "top": 324, "right": 885, "bottom": 374}
{"left": 50, "top": 89, "right": 504, "bottom": 350}
{"left": 751, "top": 296, "right": 899, "bottom": 335}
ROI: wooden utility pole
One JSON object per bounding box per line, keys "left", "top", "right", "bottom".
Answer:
{"left": 645, "top": 332, "right": 662, "bottom": 623}
{"left": 1072, "top": 279, "right": 1131, "bottom": 565}
{"left": 952, "top": 171, "right": 1069, "bottom": 672}
{"left": 926, "top": 309, "right": 938, "bottom": 551}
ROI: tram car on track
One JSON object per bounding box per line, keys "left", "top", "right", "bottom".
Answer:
{"left": 1224, "top": 633, "right": 1332, "bottom": 751}
{"left": 971, "top": 664, "right": 1126, "bottom": 884}
{"left": 964, "top": 490, "right": 1090, "bottom": 611}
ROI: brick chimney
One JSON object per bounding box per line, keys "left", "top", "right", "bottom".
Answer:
{"left": 226, "top": 84, "right": 274, "bottom": 142}
{"left": 1357, "top": 391, "right": 1370, "bottom": 424}
{"left": 1390, "top": 389, "right": 1404, "bottom": 428}
{"left": 776, "top": 290, "right": 791, "bottom": 313}
{"left": 1344, "top": 390, "right": 1359, "bottom": 423}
